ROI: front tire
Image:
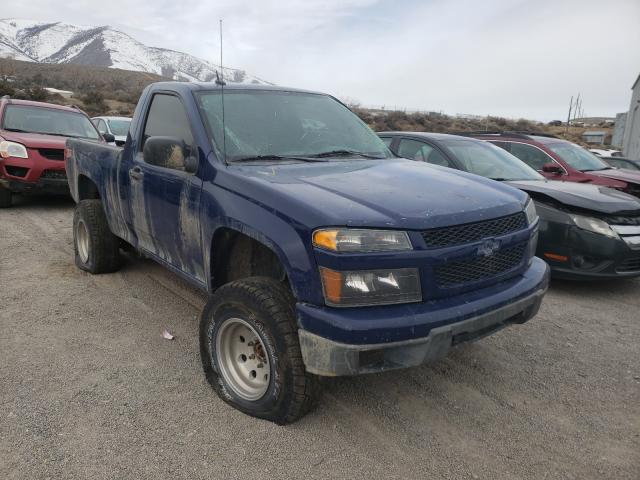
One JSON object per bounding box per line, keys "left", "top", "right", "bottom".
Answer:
{"left": 200, "top": 277, "right": 320, "bottom": 424}
{"left": 0, "top": 186, "right": 11, "bottom": 208}
{"left": 73, "top": 199, "right": 121, "bottom": 273}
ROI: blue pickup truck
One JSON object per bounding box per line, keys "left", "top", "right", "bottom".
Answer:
{"left": 65, "top": 81, "right": 549, "bottom": 423}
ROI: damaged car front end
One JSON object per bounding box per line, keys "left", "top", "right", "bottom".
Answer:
{"left": 532, "top": 197, "right": 640, "bottom": 279}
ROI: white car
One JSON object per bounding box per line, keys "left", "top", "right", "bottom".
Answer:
{"left": 91, "top": 116, "right": 132, "bottom": 146}
{"left": 589, "top": 148, "right": 621, "bottom": 158}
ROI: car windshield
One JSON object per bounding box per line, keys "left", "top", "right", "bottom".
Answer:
{"left": 2, "top": 105, "right": 100, "bottom": 140}
{"left": 441, "top": 138, "right": 544, "bottom": 181}
{"left": 107, "top": 119, "right": 131, "bottom": 136}
{"left": 607, "top": 158, "right": 640, "bottom": 171}
{"left": 195, "top": 90, "right": 392, "bottom": 162}
{"left": 548, "top": 143, "right": 609, "bottom": 171}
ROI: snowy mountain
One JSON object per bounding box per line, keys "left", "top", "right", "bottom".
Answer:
{"left": 0, "top": 19, "right": 269, "bottom": 84}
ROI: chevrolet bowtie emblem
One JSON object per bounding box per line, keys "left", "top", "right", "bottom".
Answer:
{"left": 477, "top": 239, "right": 500, "bottom": 257}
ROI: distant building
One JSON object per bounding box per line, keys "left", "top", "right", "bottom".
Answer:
{"left": 622, "top": 73, "right": 640, "bottom": 160}
{"left": 582, "top": 131, "right": 607, "bottom": 145}
{"left": 612, "top": 112, "right": 627, "bottom": 148}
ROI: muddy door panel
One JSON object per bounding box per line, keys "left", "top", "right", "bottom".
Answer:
{"left": 132, "top": 158, "right": 204, "bottom": 281}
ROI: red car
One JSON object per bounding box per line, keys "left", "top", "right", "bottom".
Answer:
{"left": 0, "top": 97, "right": 108, "bottom": 207}
{"left": 469, "top": 132, "right": 640, "bottom": 198}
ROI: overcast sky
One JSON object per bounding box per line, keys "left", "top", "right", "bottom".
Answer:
{"left": 4, "top": 0, "right": 640, "bottom": 120}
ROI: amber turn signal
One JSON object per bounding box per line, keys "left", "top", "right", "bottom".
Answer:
{"left": 543, "top": 253, "right": 568, "bottom": 262}
{"left": 319, "top": 267, "right": 343, "bottom": 304}
{"left": 313, "top": 230, "right": 338, "bottom": 251}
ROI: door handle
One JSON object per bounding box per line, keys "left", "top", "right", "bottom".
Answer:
{"left": 129, "top": 166, "right": 143, "bottom": 181}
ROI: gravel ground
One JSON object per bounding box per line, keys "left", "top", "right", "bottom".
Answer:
{"left": 1, "top": 195, "right": 639, "bottom": 480}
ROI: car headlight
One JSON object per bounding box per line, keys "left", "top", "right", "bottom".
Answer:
{"left": 0, "top": 141, "right": 28, "bottom": 159}
{"left": 319, "top": 267, "right": 422, "bottom": 307}
{"left": 569, "top": 214, "right": 619, "bottom": 239}
{"left": 524, "top": 198, "right": 538, "bottom": 225}
{"left": 313, "top": 228, "right": 412, "bottom": 253}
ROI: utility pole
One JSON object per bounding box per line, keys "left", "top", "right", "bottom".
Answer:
{"left": 566, "top": 95, "right": 573, "bottom": 133}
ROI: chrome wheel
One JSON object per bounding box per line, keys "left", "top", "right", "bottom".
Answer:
{"left": 215, "top": 318, "right": 271, "bottom": 401}
{"left": 76, "top": 219, "right": 90, "bottom": 264}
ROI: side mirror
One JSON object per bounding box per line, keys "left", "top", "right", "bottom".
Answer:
{"left": 542, "top": 162, "right": 562, "bottom": 174}
{"left": 143, "top": 136, "right": 198, "bottom": 173}
{"left": 102, "top": 133, "right": 115, "bottom": 143}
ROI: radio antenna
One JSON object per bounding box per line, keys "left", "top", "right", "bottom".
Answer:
{"left": 216, "top": 19, "right": 227, "bottom": 161}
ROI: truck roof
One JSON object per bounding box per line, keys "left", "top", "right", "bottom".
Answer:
{"left": 147, "top": 81, "right": 323, "bottom": 96}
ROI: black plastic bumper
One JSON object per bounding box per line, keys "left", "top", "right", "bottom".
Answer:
{"left": 538, "top": 222, "right": 640, "bottom": 280}
{"left": 0, "top": 177, "right": 69, "bottom": 195}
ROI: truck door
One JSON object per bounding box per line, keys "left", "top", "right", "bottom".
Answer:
{"left": 127, "top": 92, "right": 206, "bottom": 283}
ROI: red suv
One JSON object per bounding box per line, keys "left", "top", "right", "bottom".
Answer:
{"left": 469, "top": 132, "right": 640, "bottom": 198}
{"left": 0, "top": 97, "right": 107, "bottom": 207}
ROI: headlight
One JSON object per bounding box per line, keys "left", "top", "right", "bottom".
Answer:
{"left": 569, "top": 214, "right": 618, "bottom": 239}
{"left": 524, "top": 198, "right": 538, "bottom": 225}
{"left": 319, "top": 267, "right": 422, "bottom": 307}
{"left": 0, "top": 141, "right": 28, "bottom": 159}
{"left": 313, "top": 228, "right": 412, "bottom": 253}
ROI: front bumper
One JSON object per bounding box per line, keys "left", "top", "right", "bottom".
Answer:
{"left": 0, "top": 177, "right": 69, "bottom": 195}
{"left": 538, "top": 220, "right": 640, "bottom": 280}
{"left": 0, "top": 149, "right": 68, "bottom": 195}
{"left": 298, "top": 257, "right": 549, "bottom": 376}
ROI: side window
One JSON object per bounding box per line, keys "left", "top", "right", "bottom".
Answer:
{"left": 398, "top": 139, "right": 433, "bottom": 161}
{"left": 508, "top": 143, "right": 554, "bottom": 171}
{"left": 424, "top": 148, "right": 452, "bottom": 167}
{"left": 95, "top": 119, "right": 107, "bottom": 134}
{"left": 380, "top": 137, "right": 393, "bottom": 148}
{"left": 140, "top": 93, "right": 193, "bottom": 171}
{"left": 142, "top": 94, "right": 194, "bottom": 150}
{"left": 491, "top": 141, "right": 510, "bottom": 152}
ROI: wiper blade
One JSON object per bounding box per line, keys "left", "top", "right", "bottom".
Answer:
{"left": 38, "top": 132, "right": 82, "bottom": 138}
{"left": 308, "top": 149, "right": 384, "bottom": 159}
{"left": 4, "top": 127, "right": 31, "bottom": 133}
{"left": 229, "top": 154, "right": 328, "bottom": 163}
{"left": 488, "top": 177, "right": 509, "bottom": 181}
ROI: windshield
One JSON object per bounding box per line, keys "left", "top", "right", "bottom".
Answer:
{"left": 607, "top": 158, "right": 640, "bottom": 171}
{"left": 441, "top": 139, "right": 544, "bottom": 181}
{"left": 107, "top": 119, "right": 131, "bottom": 136}
{"left": 2, "top": 105, "right": 100, "bottom": 140}
{"left": 548, "top": 143, "right": 609, "bottom": 171}
{"left": 196, "top": 90, "right": 391, "bottom": 161}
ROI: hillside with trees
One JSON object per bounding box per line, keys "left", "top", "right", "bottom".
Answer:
{"left": 0, "top": 58, "right": 165, "bottom": 116}
{"left": 0, "top": 58, "right": 609, "bottom": 146}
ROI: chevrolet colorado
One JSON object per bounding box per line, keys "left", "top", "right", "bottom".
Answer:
{"left": 66, "top": 82, "right": 549, "bottom": 423}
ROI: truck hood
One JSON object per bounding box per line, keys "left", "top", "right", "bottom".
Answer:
{"left": 225, "top": 159, "right": 528, "bottom": 230}
{"left": 587, "top": 167, "right": 640, "bottom": 185}
{"left": 506, "top": 180, "right": 640, "bottom": 215}
{"left": 0, "top": 130, "right": 68, "bottom": 149}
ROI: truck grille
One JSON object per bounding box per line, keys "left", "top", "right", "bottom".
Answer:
{"left": 422, "top": 212, "right": 526, "bottom": 248}
{"left": 38, "top": 148, "right": 65, "bottom": 161}
{"left": 435, "top": 242, "right": 526, "bottom": 288}
{"left": 616, "top": 257, "right": 640, "bottom": 273}
{"left": 41, "top": 169, "right": 67, "bottom": 180}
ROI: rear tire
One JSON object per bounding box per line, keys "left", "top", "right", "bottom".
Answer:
{"left": 73, "top": 199, "right": 121, "bottom": 273}
{"left": 200, "top": 277, "right": 321, "bottom": 424}
{"left": 0, "top": 187, "right": 11, "bottom": 208}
